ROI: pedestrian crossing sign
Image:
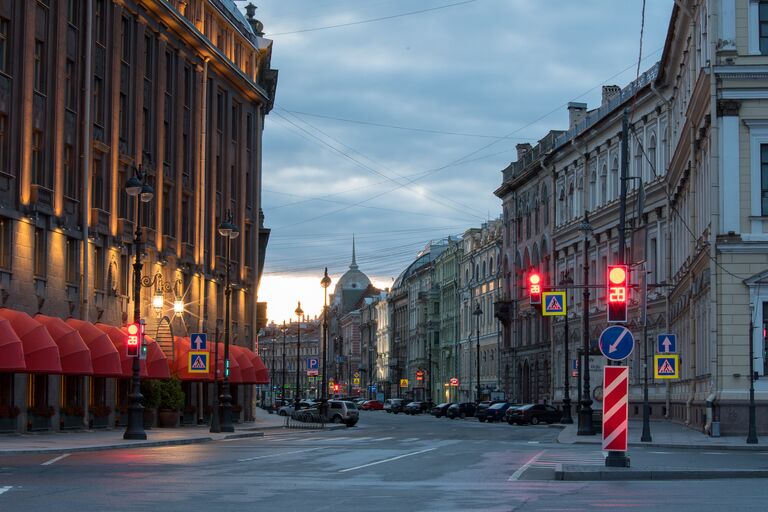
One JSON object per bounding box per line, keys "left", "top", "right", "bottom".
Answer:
{"left": 542, "top": 291, "right": 567, "bottom": 316}
{"left": 189, "top": 350, "right": 209, "bottom": 374}
{"left": 654, "top": 354, "right": 679, "bottom": 379}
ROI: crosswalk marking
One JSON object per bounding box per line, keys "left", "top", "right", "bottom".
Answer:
{"left": 0, "top": 486, "right": 11, "bottom": 495}
{"left": 373, "top": 437, "right": 394, "bottom": 441}
{"left": 401, "top": 437, "right": 420, "bottom": 442}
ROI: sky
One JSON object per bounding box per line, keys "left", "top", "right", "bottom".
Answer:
{"left": 240, "top": 0, "right": 673, "bottom": 324}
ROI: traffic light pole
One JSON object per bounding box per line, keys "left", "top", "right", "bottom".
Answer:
{"left": 605, "top": 109, "right": 631, "bottom": 468}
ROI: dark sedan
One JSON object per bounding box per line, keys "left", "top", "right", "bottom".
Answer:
{"left": 446, "top": 402, "right": 476, "bottom": 419}
{"left": 404, "top": 401, "right": 429, "bottom": 415}
{"left": 476, "top": 400, "right": 506, "bottom": 422}
{"left": 430, "top": 402, "right": 453, "bottom": 417}
{"left": 506, "top": 403, "right": 560, "bottom": 425}
{"left": 485, "top": 402, "right": 518, "bottom": 422}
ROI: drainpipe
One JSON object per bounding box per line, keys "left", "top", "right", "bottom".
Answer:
{"left": 196, "top": 57, "right": 209, "bottom": 423}
{"left": 80, "top": 0, "right": 93, "bottom": 322}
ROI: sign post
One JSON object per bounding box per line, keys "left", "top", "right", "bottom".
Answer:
{"left": 602, "top": 366, "right": 629, "bottom": 455}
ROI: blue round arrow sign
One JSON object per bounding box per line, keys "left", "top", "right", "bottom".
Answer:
{"left": 598, "top": 326, "right": 635, "bottom": 361}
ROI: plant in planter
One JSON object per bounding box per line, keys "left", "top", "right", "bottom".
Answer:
{"left": 0, "top": 405, "right": 20, "bottom": 433}
{"left": 28, "top": 405, "right": 55, "bottom": 417}
{"left": 61, "top": 405, "right": 85, "bottom": 416}
{"left": 148, "top": 378, "right": 184, "bottom": 428}
{"left": 90, "top": 405, "right": 111, "bottom": 429}
{"left": 27, "top": 405, "right": 54, "bottom": 431}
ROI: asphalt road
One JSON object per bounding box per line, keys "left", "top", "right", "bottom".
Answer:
{"left": 2, "top": 412, "right": 768, "bottom": 511}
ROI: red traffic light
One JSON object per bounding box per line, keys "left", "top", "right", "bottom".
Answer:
{"left": 126, "top": 322, "right": 141, "bottom": 357}
{"left": 529, "top": 273, "right": 542, "bottom": 305}
{"left": 607, "top": 265, "right": 628, "bottom": 323}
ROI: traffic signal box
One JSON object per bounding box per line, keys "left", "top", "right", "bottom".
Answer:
{"left": 126, "top": 322, "right": 141, "bottom": 357}
{"left": 529, "top": 273, "right": 542, "bottom": 305}
{"left": 607, "top": 265, "right": 628, "bottom": 323}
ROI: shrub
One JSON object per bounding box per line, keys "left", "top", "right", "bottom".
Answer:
{"left": 27, "top": 405, "right": 55, "bottom": 417}
{"left": 142, "top": 378, "right": 185, "bottom": 411}
{"left": 0, "top": 405, "right": 20, "bottom": 418}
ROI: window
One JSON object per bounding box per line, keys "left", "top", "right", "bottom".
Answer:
{"left": 94, "top": 246, "right": 104, "bottom": 291}
{"left": 33, "top": 40, "right": 45, "bottom": 93}
{"left": 611, "top": 157, "right": 619, "bottom": 199}
{"left": 762, "top": 144, "right": 768, "bottom": 215}
{"left": 67, "top": 0, "right": 78, "bottom": 25}
{"left": 64, "top": 144, "right": 78, "bottom": 198}
{"left": 94, "top": 77, "right": 104, "bottom": 126}
{"left": 65, "top": 59, "right": 76, "bottom": 111}
{"left": 34, "top": 228, "right": 46, "bottom": 278}
{"left": 65, "top": 238, "right": 78, "bottom": 285}
{"left": 0, "top": 217, "right": 10, "bottom": 269}
{"left": 31, "top": 130, "right": 46, "bottom": 187}
{"left": 122, "top": 17, "right": 133, "bottom": 64}
{"left": 120, "top": 253, "right": 129, "bottom": 295}
{"left": 648, "top": 135, "right": 657, "bottom": 179}
{"left": 0, "top": 114, "right": 7, "bottom": 175}
{"left": 763, "top": 302, "right": 768, "bottom": 375}
{"left": 0, "top": 18, "right": 10, "bottom": 75}
{"left": 600, "top": 165, "right": 607, "bottom": 205}
{"left": 91, "top": 154, "right": 105, "bottom": 210}
{"left": 94, "top": 0, "right": 105, "bottom": 44}
{"left": 761, "top": 2, "right": 768, "bottom": 54}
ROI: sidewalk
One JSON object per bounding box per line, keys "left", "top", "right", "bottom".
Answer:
{"left": 558, "top": 419, "right": 765, "bottom": 451}
{"left": 0, "top": 408, "right": 287, "bottom": 455}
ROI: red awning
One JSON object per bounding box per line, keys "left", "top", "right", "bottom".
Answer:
{"left": 172, "top": 336, "right": 213, "bottom": 382}
{"left": 230, "top": 345, "right": 256, "bottom": 384}
{"left": 0, "top": 316, "right": 25, "bottom": 372}
{"left": 248, "top": 350, "right": 270, "bottom": 384}
{"left": 35, "top": 315, "right": 93, "bottom": 376}
{"left": 0, "top": 309, "right": 61, "bottom": 374}
{"left": 96, "top": 323, "right": 148, "bottom": 378}
{"left": 65, "top": 318, "right": 123, "bottom": 377}
{"left": 134, "top": 333, "right": 171, "bottom": 380}
{"left": 212, "top": 342, "right": 242, "bottom": 384}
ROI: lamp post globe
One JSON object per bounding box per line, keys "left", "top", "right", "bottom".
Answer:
{"left": 320, "top": 269, "right": 331, "bottom": 402}
{"left": 295, "top": 301, "right": 304, "bottom": 408}
{"left": 472, "top": 302, "right": 482, "bottom": 404}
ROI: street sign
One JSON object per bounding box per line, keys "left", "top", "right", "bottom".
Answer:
{"left": 416, "top": 370, "right": 424, "bottom": 381}
{"left": 188, "top": 351, "right": 209, "bottom": 373}
{"left": 542, "top": 291, "right": 566, "bottom": 316}
{"left": 307, "top": 357, "right": 319, "bottom": 376}
{"left": 602, "top": 366, "right": 629, "bottom": 451}
{"left": 449, "top": 377, "right": 459, "bottom": 387}
{"left": 598, "top": 326, "right": 635, "bottom": 361}
{"left": 654, "top": 355, "right": 679, "bottom": 379}
{"left": 399, "top": 378, "right": 409, "bottom": 388}
{"left": 657, "top": 334, "right": 677, "bottom": 354}
{"left": 353, "top": 377, "right": 360, "bottom": 385}
{"left": 190, "top": 333, "right": 207, "bottom": 351}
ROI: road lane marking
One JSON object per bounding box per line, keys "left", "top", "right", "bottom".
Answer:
{"left": 508, "top": 451, "right": 545, "bottom": 481}
{"left": 401, "top": 437, "right": 420, "bottom": 442}
{"left": 0, "top": 486, "right": 11, "bottom": 495}
{"left": 649, "top": 451, "right": 672, "bottom": 454}
{"left": 338, "top": 448, "right": 437, "bottom": 473}
{"left": 373, "top": 437, "right": 394, "bottom": 441}
{"left": 702, "top": 452, "right": 726, "bottom": 455}
{"left": 238, "top": 447, "right": 325, "bottom": 462}
{"left": 41, "top": 454, "right": 70, "bottom": 466}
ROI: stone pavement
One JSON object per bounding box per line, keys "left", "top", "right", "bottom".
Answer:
{"left": 558, "top": 419, "right": 764, "bottom": 451}
{"left": 0, "top": 408, "right": 289, "bottom": 455}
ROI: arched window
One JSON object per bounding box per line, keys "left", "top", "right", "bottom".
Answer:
{"left": 465, "top": 269, "right": 469, "bottom": 284}
{"left": 611, "top": 157, "right": 619, "bottom": 199}
{"left": 568, "top": 182, "right": 575, "bottom": 219}
{"left": 475, "top": 264, "right": 480, "bottom": 280}
{"left": 633, "top": 141, "right": 643, "bottom": 190}
{"left": 541, "top": 184, "right": 549, "bottom": 226}
{"left": 600, "top": 164, "right": 607, "bottom": 206}
{"left": 648, "top": 135, "right": 657, "bottom": 180}
{"left": 489, "top": 257, "right": 494, "bottom": 273}
{"left": 482, "top": 261, "right": 486, "bottom": 279}
{"left": 589, "top": 169, "right": 597, "bottom": 210}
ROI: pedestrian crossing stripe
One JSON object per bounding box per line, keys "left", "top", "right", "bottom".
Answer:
{"left": 188, "top": 351, "right": 209, "bottom": 373}
{"left": 542, "top": 291, "right": 567, "bottom": 316}
{"left": 654, "top": 354, "right": 679, "bottom": 379}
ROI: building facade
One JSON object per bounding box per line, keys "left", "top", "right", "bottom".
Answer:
{"left": 432, "top": 237, "right": 462, "bottom": 403}
{"left": 260, "top": 319, "right": 321, "bottom": 402}
{"left": 0, "top": 0, "right": 276, "bottom": 432}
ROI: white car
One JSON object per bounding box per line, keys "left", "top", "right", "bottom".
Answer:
{"left": 277, "top": 400, "right": 315, "bottom": 416}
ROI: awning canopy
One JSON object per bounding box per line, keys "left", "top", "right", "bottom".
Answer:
{"left": 0, "top": 309, "right": 61, "bottom": 374}
{"left": 35, "top": 315, "right": 93, "bottom": 376}
{"left": 65, "top": 318, "right": 123, "bottom": 377}
{"left": 230, "top": 345, "right": 256, "bottom": 384}
{"left": 249, "top": 351, "right": 269, "bottom": 384}
{"left": 0, "top": 317, "right": 25, "bottom": 372}
{"left": 96, "top": 323, "right": 148, "bottom": 378}
{"left": 171, "top": 336, "right": 213, "bottom": 382}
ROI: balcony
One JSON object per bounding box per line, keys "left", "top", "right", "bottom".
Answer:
{"left": 117, "top": 218, "right": 135, "bottom": 242}
{"left": 162, "top": 234, "right": 177, "bottom": 255}
{"left": 181, "top": 242, "right": 195, "bottom": 262}
{"left": 89, "top": 208, "right": 110, "bottom": 235}
{"left": 30, "top": 185, "right": 54, "bottom": 215}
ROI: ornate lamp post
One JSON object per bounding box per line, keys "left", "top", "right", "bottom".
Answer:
{"left": 123, "top": 166, "right": 153, "bottom": 440}
{"left": 294, "top": 302, "right": 304, "bottom": 407}
{"left": 577, "top": 213, "right": 596, "bottom": 436}
{"left": 320, "top": 269, "right": 331, "bottom": 401}
{"left": 473, "top": 302, "right": 482, "bottom": 403}
{"left": 560, "top": 270, "right": 574, "bottom": 424}
{"left": 216, "top": 209, "right": 239, "bottom": 433}
{"left": 281, "top": 321, "right": 287, "bottom": 400}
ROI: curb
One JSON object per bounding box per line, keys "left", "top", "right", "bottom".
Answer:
{"left": 555, "top": 464, "right": 768, "bottom": 481}
{"left": 565, "top": 439, "right": 768, "bottom": 452}
{"left": 0, "top": 436, "right": 215, "bottom": 456}
{"left": 221, "top": 432, "right": 265, "bottom": 440}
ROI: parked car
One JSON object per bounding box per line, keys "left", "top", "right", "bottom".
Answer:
{"left": 353, "top": 398, "right": 368, "bottom": 407}
{"left": 324, "top": 400, "right": 359, "bottom": 427}
{"left": 430, "top": 402, "right": 453, "bottom": 417}
{"left": 384, "top": 398, "right": 405, "bottom": 414}
{"left": 506, "top": 403, "right": 560, "bottom": 425}
{"left": 404, "top": 401, "right": 429, "bottom": 415}
{"left": 277, "top": 400, "right": 315, "bottom": 416}
{"left": 475, "top": 401, "right": 508, "bottom": 422}
{"left": 446, "top": 402, "right": 477, "bottom": 419}
{"left": 485, "top": 402, "right": 518, "bottom": 422}
{"left": 362, "top": 400, "right": 383, "bottom": 410}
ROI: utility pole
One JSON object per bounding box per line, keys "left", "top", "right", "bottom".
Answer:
{"left": 606, "top": 109, "right": 631, "bottom": 467}
{"left": 748, "top": 305, "right": 758, "bottom": 444}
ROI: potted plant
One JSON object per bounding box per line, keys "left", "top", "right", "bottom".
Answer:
{"left": 27, "top": 405, "right": 54, "bottom": 431}
{"left": 140, "top": 380, "right": 161, "bottom": 429}
{"left": 90, "top": 405, "right": 111, "bottom": 429}
{"left": 153, "top": 378, "right": 184, "bottom": 428}
{"left": 60, "top": 405, "right": 85, "bottom": 430}
{"left": 0, "top": 405, "right": 20, "bottom": 433}
{"left": 182, "top": 404, "right": 197, "bottom": 425}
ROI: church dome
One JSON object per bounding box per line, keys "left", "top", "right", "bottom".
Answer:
{"left": 334, "top": 237, "right": 371, "bottom": 296}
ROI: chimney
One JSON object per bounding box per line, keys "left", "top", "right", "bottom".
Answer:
{"left": 567, "top": 102, "right": 587, "bottom": 129}
{"left": 602, "top": 85, "right": 621, "bottom": 105}
{"left": 244, "top": 3, "right": 265, "bottom": 37}
{"left": 516, "top": 143, "right": 532, "bottom": 161}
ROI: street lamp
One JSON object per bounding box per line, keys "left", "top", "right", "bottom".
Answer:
{"left": 294, "top": 301, "right": 304, "bottom": 407}
{"left": 748, "top": 305, "right": 758, "bottom": 444}
{"left": 560, "top": 270, "right": 574, "bottom": 424}
{"left": 281, "top": 321, "right": 287, "bottom": 401}
{"left": 214, "top": 209, "right": 239, "bottom": 433}
{"left": 320, "top": 268, "right": 331, "bottom": 401}
{"left": 473, "top": 302, "right": 482, "bottom": 403}
{"left": 123, "top": 165, "right": 153, "bottom": 440}
{"left": 577, "top": 212, "right": 595, "bottom": 436}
